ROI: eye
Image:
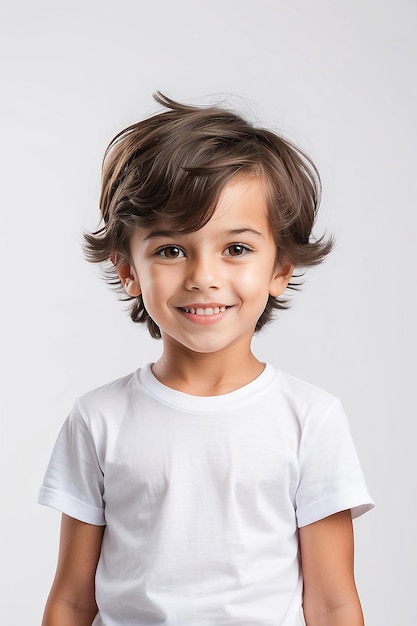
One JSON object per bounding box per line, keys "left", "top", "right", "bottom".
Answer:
{"left": 155, "top": 245, "right": 185, "bottom": 259}
{"left": 223, "top": 244, "right": 253, "bottom": 257}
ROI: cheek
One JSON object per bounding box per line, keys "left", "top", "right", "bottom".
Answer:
{"left": 139, "top": 268, "right": 178, "bottom": 312}
{"left": 235, "top": 263, "right": 272, "bottom": 292}
{"left": 141, "top": 266, "right": 171, "bottom": 293}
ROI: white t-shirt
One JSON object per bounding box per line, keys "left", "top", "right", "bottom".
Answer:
{"left": 39, "top": 364, "right": 374, "bottom": 626}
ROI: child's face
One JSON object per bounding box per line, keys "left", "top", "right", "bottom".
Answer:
{"left": 119, "top": 176, "right": 293, "bottom": 356}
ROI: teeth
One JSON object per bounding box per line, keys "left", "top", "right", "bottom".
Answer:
{"left": 183, "top": 306, "right": 226, "bottom": 315}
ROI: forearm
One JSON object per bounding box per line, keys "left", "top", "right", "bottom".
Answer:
{"left": 304, "top": 602, "right": 364, "bottom": 626}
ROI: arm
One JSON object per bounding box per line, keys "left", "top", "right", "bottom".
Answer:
{"left": 42, "top": 514, "right": 105, "bottom": 626}
{"left": 299, "top": 510, "right": 364, "bottom": 626}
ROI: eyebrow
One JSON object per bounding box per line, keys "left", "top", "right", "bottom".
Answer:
{"left": 225, "top": 228, "right": 264, "bottom": 238}
{"left": 143, "top": 227, "right": 265, "bottom": 240}
{"left": 144, "top": 230, "right": 180, "bottom": 241}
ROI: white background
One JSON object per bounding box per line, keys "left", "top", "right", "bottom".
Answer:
{"left": 1, "top": 1, "right": 416, "bottom": 624}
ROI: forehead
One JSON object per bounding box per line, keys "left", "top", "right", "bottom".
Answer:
{"left": 130, "top": 174, "right": 272, "bottom": 244}
{"left": 208, "top": 175, "right": 270, "bottom": 226}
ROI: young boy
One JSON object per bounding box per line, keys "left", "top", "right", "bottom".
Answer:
{"left": 39, "top": 93, "right": 374, "bottom": 626}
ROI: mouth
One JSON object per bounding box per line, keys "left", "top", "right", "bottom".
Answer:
{"left": 177, "top": 304, "right": 231, "bottom": 325}
{"left": 180, "top": 305, "right": 228, "bottom": 316}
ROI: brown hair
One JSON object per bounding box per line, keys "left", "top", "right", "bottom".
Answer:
{"left": 84, "top": 92, "right": 333, "bottom": 338}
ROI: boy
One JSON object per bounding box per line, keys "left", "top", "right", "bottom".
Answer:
{"left": 39, "top": 93, "right": 374, "bottom": 626}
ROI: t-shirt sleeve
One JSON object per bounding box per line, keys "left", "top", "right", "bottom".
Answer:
{"left": 38, "top": 403, "right": 106, "bottom": 526}
{"left": 295, "top": 398, "right": 374, "bottom": 528}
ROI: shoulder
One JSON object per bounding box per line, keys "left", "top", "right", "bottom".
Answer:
{"left": 72, "top": 368, "right": 143, "bottom": 427}
{"left": 276, "top": 369, "right": 337, "bottom": 403}
{"left": 271, "top": 368, "right": 342, "bottom": 426}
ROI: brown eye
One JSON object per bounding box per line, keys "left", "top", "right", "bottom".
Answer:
{"left": 224, "top": 244, "right": 251, "bottom": 257}
{"left": 156, "top": 246, "right": 185, "bottom": 259}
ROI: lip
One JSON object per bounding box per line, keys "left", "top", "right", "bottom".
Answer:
{"left": 179, "top": 303, "right": 228, "bottom": 315}
{"left": 177, "top": 303, "right": 231, "bottom": 325}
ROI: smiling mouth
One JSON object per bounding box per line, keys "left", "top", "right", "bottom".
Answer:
{"left": 181, "top": 306, "right": 228, "bottom": 315}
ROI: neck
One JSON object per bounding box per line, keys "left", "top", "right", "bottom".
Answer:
{"left": 152, "top": 340, "right": 264, "bottom": 396}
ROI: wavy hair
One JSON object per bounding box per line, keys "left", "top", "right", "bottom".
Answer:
{"left": 84, "top": 93, "right": 333, "bottom": 338}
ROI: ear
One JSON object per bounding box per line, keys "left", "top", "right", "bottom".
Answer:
{"left": 111, "top": 255, "right": 141, "bottom": 297}
{"left": 269, "top": 262, "right": 294, "bottom": 297}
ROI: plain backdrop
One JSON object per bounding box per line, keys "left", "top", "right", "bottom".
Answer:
{"left": 1, "top": 1, "right": 416, "bottom": 624}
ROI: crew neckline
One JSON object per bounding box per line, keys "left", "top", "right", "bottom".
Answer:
{"left": 137, "top": 363, "right": 278, "bottom": 413}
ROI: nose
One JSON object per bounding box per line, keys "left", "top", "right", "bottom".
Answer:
{"left": 184, "top": 253, "right": 221, "bottom": 291}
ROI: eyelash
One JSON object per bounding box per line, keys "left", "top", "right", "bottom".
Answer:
{"left": 154, "top": 246, "right": 186, "bottom": 259}
{"left": 154, "top": 244, "right": 254, "bottom": 259}
{"left": 223, "top": 244, "right": 253, "bottom": 257}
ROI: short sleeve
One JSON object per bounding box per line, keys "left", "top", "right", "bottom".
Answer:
{"left": 295, "top": 399, "right": 374, "bottom": 527}
{"left": 38, "top": 403, "right": 106, "bottom": 525}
